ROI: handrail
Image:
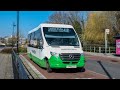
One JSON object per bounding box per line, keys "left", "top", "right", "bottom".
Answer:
{"left": 12, "top": 49, "right": 29, "bottom": 79}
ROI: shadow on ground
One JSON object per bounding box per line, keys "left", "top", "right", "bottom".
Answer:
{"left": 97, "top": 61, "right": 113, "bottom": 79}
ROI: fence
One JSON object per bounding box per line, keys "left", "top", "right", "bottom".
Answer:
{"left": 12, "top": 49, "right": 30, "bottom": 79}
{"left": 83, "top": 45, "right": 116, "bottom": 53}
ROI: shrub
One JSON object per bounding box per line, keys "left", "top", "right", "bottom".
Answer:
{"left": 19, "top": 47, "right": 27, "bottom": 53}
{"left": 1, "top": 48, "right": 17, "bottom": 53}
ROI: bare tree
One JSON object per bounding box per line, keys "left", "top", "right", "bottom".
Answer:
{"left": 83, "top": 11, "right": 120, "bottom": 45}
{"left": 47, "top": 11, "right": 88, "bottom": 41}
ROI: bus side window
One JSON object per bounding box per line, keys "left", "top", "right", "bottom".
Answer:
{"left": 36, "top": 29, "right": 41, "bottom": 48}
{"left": 34, "top": 31, "right": 38, "bottom": 48}
{"left": 39, "top": 28, "right": 44, "bottom": 48}
{"left": 28, "top": 34, "right": 31, "bottom": 47}
{"left": 39, "top": 28, "right": 42, "bottom": 40}
{"left": 31, "top": 32, "right": 34, "bottom": 47}
{"left": 34, "top": 28, "right": 43, "bottom": 49}
{"left": 27, "top": 35, "right": 29, "bottom": 46}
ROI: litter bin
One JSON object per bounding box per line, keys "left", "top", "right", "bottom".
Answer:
{"left": 114, "top": 34, "right": 120, "bottom": 56}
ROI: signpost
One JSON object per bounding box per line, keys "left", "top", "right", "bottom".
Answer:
{"left": 12, "top": 22, "right": 16, "bottom": 48}
{"left": 105, "top": 29, "right": 109, "bottom": 54}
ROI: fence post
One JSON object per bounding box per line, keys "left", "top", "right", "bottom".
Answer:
{"left": 94, "top": 46, "right": 95, "bottom": 53}
{"left": 99, "top": 47, "right": 101, "bottom": 53}
{"left": 109, "top": 47, "right": 110, "bottom": 53}
{"left": 90, "top": 46, "right": 91, "bottom": 52}
{"left": 86, "top": 46, "right": 87, "bottom": 51}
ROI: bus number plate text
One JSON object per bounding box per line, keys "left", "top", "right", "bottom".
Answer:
{"left": 66, "top": 65, "right": 77, "bottom": 68}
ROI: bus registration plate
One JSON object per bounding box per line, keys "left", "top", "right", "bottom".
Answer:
{"left": 66, "top": 65, "right": 77, "bottom": 68}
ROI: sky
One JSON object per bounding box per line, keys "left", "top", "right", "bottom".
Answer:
{"left": 0, "top": 11, "right": 54, "bottom": 38}
{"left": 0, "top": 11, "right": 88, "bottom": 38}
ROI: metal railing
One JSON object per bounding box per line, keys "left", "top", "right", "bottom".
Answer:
{"left": 83, "top": 45, "right": 116, "bottom": 54}
{"left": 12, "top": 49, "right": 29, "bottom": 79}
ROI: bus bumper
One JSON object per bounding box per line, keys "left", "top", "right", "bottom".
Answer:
{"left": 48, "top": 55, "right": 85, "bottom": 69}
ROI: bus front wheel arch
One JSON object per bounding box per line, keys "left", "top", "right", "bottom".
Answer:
{"left": 78, "top": 67, "right": 85, "bottom": 72}
{"left": 44, "top": 57, "right": 52, "bottom": 73}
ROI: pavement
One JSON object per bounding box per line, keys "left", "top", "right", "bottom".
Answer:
{"left": 84, "top": 52, "right": 120, "bottom": 60}
{"left": 0, "top": 53, "right": 14, "bottom": 79}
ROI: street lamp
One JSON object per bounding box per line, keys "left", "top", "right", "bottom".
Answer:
{"left": 12, "top": 22, "right": 16, "bottom": 47}
{"left": 105, "top": 29, "right": 110, "bottom": 54}
{"left": 17, "top": 11, "right": 19, "bottom": 54}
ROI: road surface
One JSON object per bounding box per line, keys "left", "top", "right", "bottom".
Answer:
{"left": 85, "top": 54, "right": 120, "bottom": 79}
{"left": 21, "top": 54, "right": 109, "bottom": 79}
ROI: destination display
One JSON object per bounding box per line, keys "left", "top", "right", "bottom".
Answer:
{"left": 48, "top": 27, "right": 69, "bottom": 32}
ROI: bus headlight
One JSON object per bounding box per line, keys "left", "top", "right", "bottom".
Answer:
{"left": 81, "top": 53, "right": 84, "bottom": 56}
{"left": 50, "top": 52, "right": 59, "bottom": 57}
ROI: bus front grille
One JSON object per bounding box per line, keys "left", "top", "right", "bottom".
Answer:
{"left": 60, "top": 53, "right": 80, "bottom": 61}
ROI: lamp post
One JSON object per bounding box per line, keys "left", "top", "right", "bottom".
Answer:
{"left": 12, "top": 22, "right": 16, "bottom": 48}
{"left": 17, "top": 11, "right": 19, "bottom": 54}
{"left": 105, "top": 29, "right": 109, "bottom": 54}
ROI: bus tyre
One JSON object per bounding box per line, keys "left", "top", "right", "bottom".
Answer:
{"left": 79, "top": 67, "right": 85, "bottom": 72}
{"left": 46, "top": 61, "right": 52, "bottom": 73}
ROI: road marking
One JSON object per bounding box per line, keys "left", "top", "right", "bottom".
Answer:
{"left": 20, "top": 55, "right": 47, "bottom": 79}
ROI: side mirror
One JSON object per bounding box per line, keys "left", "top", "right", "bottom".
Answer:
{"left": 39, "top": 39, "right": 44, "bottom": 49}
{"left": 40, "top": 39, "right": 43, "bottom": 45}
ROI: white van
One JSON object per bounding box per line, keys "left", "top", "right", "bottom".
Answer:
{"left": 27, "top": 23, "right": 85, "bottom": 72}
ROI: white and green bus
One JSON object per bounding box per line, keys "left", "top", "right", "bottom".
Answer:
{"left": 27, "top": 23, "right": 85, "bottom": 72}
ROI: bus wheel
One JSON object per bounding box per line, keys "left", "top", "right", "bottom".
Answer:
{"left": 46, "top": 61, "right": 52, "bottom": 73}
{"left": 79, "top": 67, "right": 85, "bottom": 72}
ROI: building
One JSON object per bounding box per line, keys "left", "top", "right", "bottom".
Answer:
{"left": 19, "top": 38, "right": 26, "bottom": 45}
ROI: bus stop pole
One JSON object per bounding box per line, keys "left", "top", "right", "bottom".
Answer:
{"left": 105, "top": 30, "right": 107, "bottom": 54}
{"left": 105, "top": 29, "right": 109, "bottom": 54}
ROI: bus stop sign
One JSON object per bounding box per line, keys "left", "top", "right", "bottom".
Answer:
{"left": 105, "top": 29, "right": 109, "bottom": 34}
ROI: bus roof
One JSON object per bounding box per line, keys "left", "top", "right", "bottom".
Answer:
{"left": 28, "top": 23, "right": 74, "bottom": 34}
